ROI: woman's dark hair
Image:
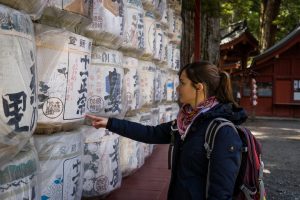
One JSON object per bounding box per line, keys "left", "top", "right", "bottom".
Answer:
{"left": 179, "top": 61, "right": 238, "bottom": 107}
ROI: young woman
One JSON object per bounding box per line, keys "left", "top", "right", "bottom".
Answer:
{"left": 86, "top": 61, "right": 248, "bottom": 200}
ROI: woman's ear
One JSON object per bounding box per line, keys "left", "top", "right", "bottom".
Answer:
{"left": 194, "top": 83, "right": 203, "bottom": 91}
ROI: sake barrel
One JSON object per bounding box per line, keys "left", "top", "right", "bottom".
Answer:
{"left": 161, "top": 32, "right": 169, "bottom": 64}
{"left": 120, "top": 115, "right": 140, "bottom": 177}
{"left": 141, "top": 0, "right": 155, "bottom": 12}
{"left": 138, "top": 61, "right": 156, "bottom": 107}
{"left": 136, "top": 142, "right": 145, "bottom": 168}
{"left": 160, "top": 4, "right": 169, "bottom": 29}
{"left": 153, "top": 0, "right": 165, "bottom": 20}
{"left": 82, "top": 127, "right": 121, "bottom": 197}
{"left": 35, "top": 24, "right": 92, "bottom": 132}
{"left": 174, "top": 15, "right": 182, "bottom": 44}
{"left": 120, "top": 0, "right": 145, "bottom": 57}
{"left": 166, "top": 72, "right": 174, "bottom": 102}
{"left": 138, "top": 112, "right": 153, "bottom": 158}
{"left": 173, "top": 71, "right": 179, "bottom": 101}
{"left": 158, "top": 104, "right": 166, "bottom": 123}
{"left": 0, "top": 141, "right": 39, "bottom": 200}
{"left": 167, "top": 42, "right": 174, "bottom": 69}
{"left": 140, "top": 11, "right": 156, "bottom": 60}
{"left": 0, "top": 5, "right": 37, "bottom": 166}
{"left": 142, "top": 0, "right": 165, "bottom": 20}
{"left": 119, "top": 136, "right": 139, "bottom": 177}
{"left": 154, "top": 68, "right": 162, "bottom": 103}
{"left": 41, "top": 0, "right": 93, "bottom": 33}
{"left": 34, "top": 130, "right": 84, "bottom": 200}
{"left": 169, "top": 14, "right": 182, "bottom": 44}
{"left": 173, "top": 0, "right": 182, "bottom": 13}
{"left": 124, "top": 115, "right": 147, "bottom": 168}
{"left": 84, "top": 0, "right": 125, "bottom": 49}
{"left": 167, "top": 8, "right": 175, "bottom": 37}
{"left": 172, "top": 44, "right": 180, "bottom": 71}
{"left": 123, "top": 56, "right": 141, "bottom": 113}
{"left": 149, "top": 143, "right": 155, "bottom": 155}
{"left": 151, "top": 107, "right": 160, "bottom": 126}
{"left": 153, "top": 22, "right": 164, "bottom": 62}
{"left": 0, "top": 0, "right": 47, "bottom": 20}
{"left": 160, "top": 68, "right": 168, "bottom": 102}
{"left": 171, "top": 102, "right": 179, "bottom": 121}
{"left": 165, "top": 104, "right": 172, "bottom": 122}
{"left": 87, "top": 46, "right": 124, "bottom": 117}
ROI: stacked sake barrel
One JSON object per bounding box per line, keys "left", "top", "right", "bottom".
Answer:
{"left": 119, "top": 115, "right": 142, "bottom": 177}
{"left": 0, "top": 5, "right": 38, "bottom": 172}
{"left": 165, "top": 3, "right": 181, "bottom": 71}
{"left": 120, "top": 0, "right": 145, "bottom": 57}
{"left": 81, "top": 45, "right": 125, "bottom": 199}
{"left": 171, "top": 103, "right": 180, "bottom": 120}
{"left": 84, "top": 0, "right": 125, "bottom": 49}
{"left": 0, "top": 0, "right": 47, "bottom": 19}
{"left": 34, "top": 24, "right": 89, "bottom": 199}
{"left": 120, "top": 112, "right": 153, "bottom": 176}
{"left": 34, "top": 130, "right": 84, "bottom": 200}
{"left": 86, "top": 46, "right": 125, "bottom": 118}
{"left": 154, "top": 22, "right": 165, "bottom": 63}
{"left": 140, "top": 11, "right": 156, "bottom": 60}
{"left": 158, "top": 103, "right": 178, "bottom": 124}
{"left": 35, "top": 24, "right": 92, "bottom": 133}
{"left": 160, "top": 68, "right": 168, "bottom": 102}
{"left": 0, "top": 141, "right": 39, "bottom": 200}
{"left": 151, "top": 107, "right": 160, "bottom": 126}
{"left": 123, "top": 56, "right": 141, "bottom": 115}
{"left": 142, "top": 0, "right": 165, "bottom": 20}
{"left": 119, "top": 134, "right": 139, "bottom": 177}
{"left": 84, "top": 13, "right": 126, "bottom": 197}
{"left": 40, "top": 0, "right": 93, "bottom": 33}
{"left": 138, "top": 112, "right": 155, "bottom": 158}
{"left": 0, "top": 0, "right": 183, "bottom": 197}
{"left": 138, "top": 60, "right": 156, "bottom": 108}
{"left": 34, "top": 22, "right": 92, "bottom": 200}
{"left": 82, "top": 126, "right": 122, "bottom": 198}
{"left": 154, "top": 68, "right": 162, "bottom": 103}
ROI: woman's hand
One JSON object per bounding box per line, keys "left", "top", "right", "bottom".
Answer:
{"left": 85, "top": 114, "right": 108, "bottom": 129}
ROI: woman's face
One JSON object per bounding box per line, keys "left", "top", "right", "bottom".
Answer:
{"left": 177, "top": 70, "right": 197, "bottom": 105}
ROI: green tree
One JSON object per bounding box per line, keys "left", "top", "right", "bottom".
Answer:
{"left": 181, "top": 0, "right": 300, "bottom": 65}
{"left": 220, "top": 0, "right": 300, "bottom": 50}
{"left": 274, "top": 0, "right": 300, "bottom": 41}
{"left": 220, "top": 0, "right": 260, "bottom": 39}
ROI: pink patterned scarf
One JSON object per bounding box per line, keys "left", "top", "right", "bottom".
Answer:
{"left": 177, "top": 96, "right": 218, "bottom": 139}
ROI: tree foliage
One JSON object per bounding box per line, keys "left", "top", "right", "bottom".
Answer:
{"left": 181, "top": 0, "right": 300, "bottom": 64}
{"left": 220, "top": 1, "right": 260, "bottom": 38}
{"left": 220, "top": 0, "right": 300, "bottom": 45}
{"left": 274, "top": 0, "right": 300, "bottom": 40}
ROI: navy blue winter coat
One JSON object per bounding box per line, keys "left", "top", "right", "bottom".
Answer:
{"left": 106, "top": 103, "right": 247, "bottom": 200}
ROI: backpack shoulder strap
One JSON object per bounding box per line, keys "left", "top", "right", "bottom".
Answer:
{"left": 204, "top": 117, "right": 238, "bottom": 198}
{"left": 168, "top": 120, "right": 177, "bottom": 170}
{"left": 204, "top": 117, "right": 237, "bottom": 159}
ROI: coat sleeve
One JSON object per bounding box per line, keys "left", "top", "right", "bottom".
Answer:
{"left": 106, "top": 118, "right": 172, "bottom": 144}
{"left": 207, "top": 126, "right": 242, "bottom": 200}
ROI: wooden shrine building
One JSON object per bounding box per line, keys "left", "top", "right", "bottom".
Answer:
{"left": 244, "top": 26, "right": 300, "bottom": 118}
{"left": 219, "top": 21, "right": 259, "bottom": 72}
